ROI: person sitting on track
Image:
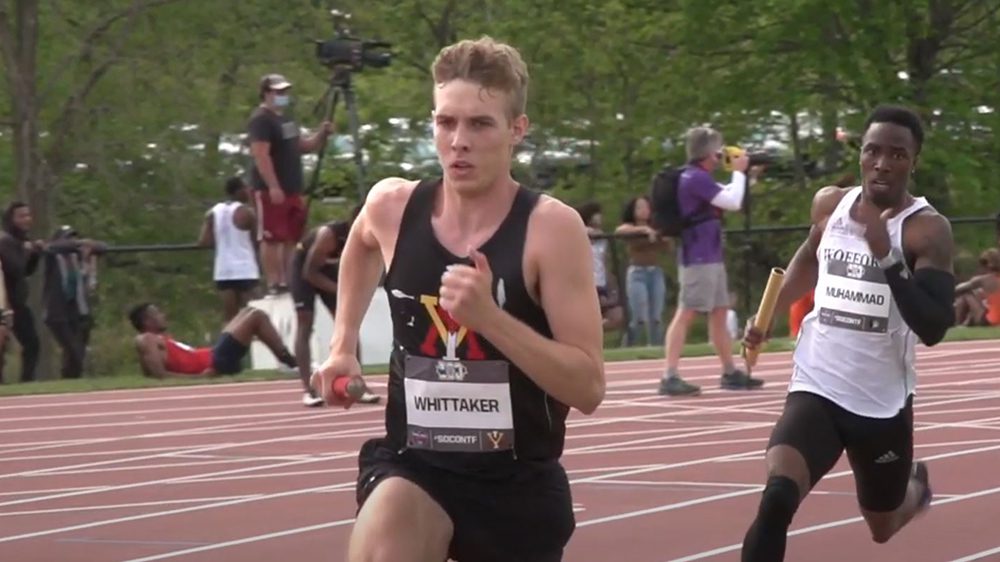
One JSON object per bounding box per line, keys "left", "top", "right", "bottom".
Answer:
{"left": 741, "top": 104, "right": 954, "bottom": 561}
{"left": 129, "top": 303, "right": 298, "bottom": 380}
{"left": 953, "top": 248, "right": 1000, "bottom": 327}
{"left": 291, "top": 211, "right": 380, "bottom": 407}
{"left": 311, "top": 36, "right": 606, "bottom": 562}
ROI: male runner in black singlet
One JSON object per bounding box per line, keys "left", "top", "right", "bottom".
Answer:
{"left": 311, "top": 36, "right": 606, "bottom": 561}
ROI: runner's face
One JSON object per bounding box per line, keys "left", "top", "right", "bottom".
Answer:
{"left": 859, "top": 122, "right": 917, "bottom": 208}
{"left": 433, "top": 79, "right": 527, "bottom": 196}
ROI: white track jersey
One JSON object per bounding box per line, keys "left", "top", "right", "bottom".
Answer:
{"left": 211, "top": 201, "right": 259, "bottom": 281}
{"left": 790, "top": 186, "right": 930, "bottom": 418}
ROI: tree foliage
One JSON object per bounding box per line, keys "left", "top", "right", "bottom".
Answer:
{"left": 0, "top": 0, "right": 997, "bottom": 376}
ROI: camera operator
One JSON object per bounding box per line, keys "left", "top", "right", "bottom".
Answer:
{"left": 657, "top": 127, "right": 763, "bottom": 396}
{"left": 247, "top": 73, "right": 333, "bottom": 295}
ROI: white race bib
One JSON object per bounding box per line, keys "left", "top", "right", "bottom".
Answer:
{"left": 403, "top": 355, "right": 514, "bottom": 453}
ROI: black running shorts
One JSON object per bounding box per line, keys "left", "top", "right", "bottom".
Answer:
{"left": 355, "top": 438, "right": 576, "bottom": 561}
{"left": 289, "top": 256, "right": 337, "bottom": 313}
{"left": 767, "top": 391, "right": 914, "bottom": 512}
{"left": 214, "top": 279, "right": 259, "bottom": 293}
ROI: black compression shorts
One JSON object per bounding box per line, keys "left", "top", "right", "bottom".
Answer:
{"left": 355, "top": 438, "right": 576, "bottom": 561}
{"left": 289, "top": 257, "right": 337, "bottom": 313}
{"left": 768, "top": 391, "right": 914, "bottom": 512}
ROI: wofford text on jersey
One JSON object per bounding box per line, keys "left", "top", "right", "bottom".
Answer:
{"left": 823, "top": 248, "right": 880, "bottom": 268}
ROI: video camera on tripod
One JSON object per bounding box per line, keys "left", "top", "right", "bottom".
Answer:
{"left": 314, "top": 10, "right": 393, "bottom": 72}
{"left": 306, "top": 10, "right": 394, "bottom": 203}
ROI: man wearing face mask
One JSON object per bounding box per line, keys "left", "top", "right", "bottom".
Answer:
{"left": 247, "top": 73, "right": 333, "bottom": 295}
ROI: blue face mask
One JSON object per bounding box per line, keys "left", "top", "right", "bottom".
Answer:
{"left": 274, "top": 94, "right": 290, "bottom": 107}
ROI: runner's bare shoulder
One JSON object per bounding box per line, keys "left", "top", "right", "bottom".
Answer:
{"left": 811, "top": 185, "right": 852, "bottom": 226}
{"left": 364, "top": 177, "right": 420, "bottom": 232}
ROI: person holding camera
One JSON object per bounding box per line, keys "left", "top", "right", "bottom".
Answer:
{"left": 657, "top": 127, "right": 763, "bottom": 396}
{"left": 247, "top": 73, "right": 333, "bottom": 295}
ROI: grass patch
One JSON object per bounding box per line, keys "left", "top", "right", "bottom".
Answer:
{"left": 0, "top": 362, "right": 391, "bottom": 398}
{"left": 0, "top": 326, "right": 996, "bottom": 398}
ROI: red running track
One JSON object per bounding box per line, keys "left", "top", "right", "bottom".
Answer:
{"left": 0, "top": 339, "right": 998, "bottom": 561}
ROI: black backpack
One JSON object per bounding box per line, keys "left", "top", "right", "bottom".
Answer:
{"left": 649, "top": 165, "right": 710, "bottom": 237}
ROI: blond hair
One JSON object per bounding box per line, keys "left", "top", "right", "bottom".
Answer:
{"left": 431, "top": 36, "right": 529, "bottom": 119}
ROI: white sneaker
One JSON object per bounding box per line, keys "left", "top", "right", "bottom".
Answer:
{"left": 359, "top": 391, "right": 381, "bottom": 404}
{"left": 302, "top": 392, "right": 324, "bottom": 407}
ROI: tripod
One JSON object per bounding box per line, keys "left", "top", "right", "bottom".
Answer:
{"left": 306, "top": 66, "right": 368, "bottom": 205}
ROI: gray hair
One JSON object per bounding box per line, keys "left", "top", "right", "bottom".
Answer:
{"left": 685, "top": 127, "right": 723, "bottom": 162}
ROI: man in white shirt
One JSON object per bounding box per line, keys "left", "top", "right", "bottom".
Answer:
{"left": 198, "top": 177, "right": 261, "bottom": 323}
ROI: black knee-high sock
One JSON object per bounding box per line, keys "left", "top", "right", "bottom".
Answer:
{"left": 741, "top": 476, "right": 800, "bottom": 562}
{"left": 741, "top": 516, "right": 788, "bottom": 562}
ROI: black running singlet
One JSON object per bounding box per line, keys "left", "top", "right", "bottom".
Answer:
{"left": 382, "top": 179, "right": 568, "bottom": 473}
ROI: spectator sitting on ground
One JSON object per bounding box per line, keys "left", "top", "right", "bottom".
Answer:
{"left": 128, "top": 303, "right": 297, "bottom": 381}
{"left": 953, "top": 248, "right": 1000, "bottom": 327}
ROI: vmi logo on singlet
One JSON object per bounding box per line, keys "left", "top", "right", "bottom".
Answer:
{"left": 403, "top": 293, "right": 514, "bottom": 453}
{"left": 419, "top": 295, "right": 486, "bottom": 360}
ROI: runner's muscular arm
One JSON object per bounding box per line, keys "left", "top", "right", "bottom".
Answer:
{"left": 328, "top": 178, "right": 411, "bottom": 356}
{"left": 303, "top": 226, "right": 340, "bottom": 295}
{"left": 476, "top": 200, "right": 605, "bottom": 415}
{"left": 769, "top": 186, "right": 848, "bottom": 322}
{"left": 889, "top": 212, "right": 956, "bottom": 346}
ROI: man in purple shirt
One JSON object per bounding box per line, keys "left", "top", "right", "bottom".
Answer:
{"left": 658, "top": 127, "right": 763, "bottom": 396}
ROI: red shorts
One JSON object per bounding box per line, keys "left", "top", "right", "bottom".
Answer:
{"left": 255, "top": 191, "right": 306, "bottom": 243}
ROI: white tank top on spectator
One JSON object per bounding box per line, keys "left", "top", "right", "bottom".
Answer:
{"left": 211, "top": 201, "right": 259, "bottom": 281}
{"left": 790, "top": 186, "right": 931, "bottom": 418}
